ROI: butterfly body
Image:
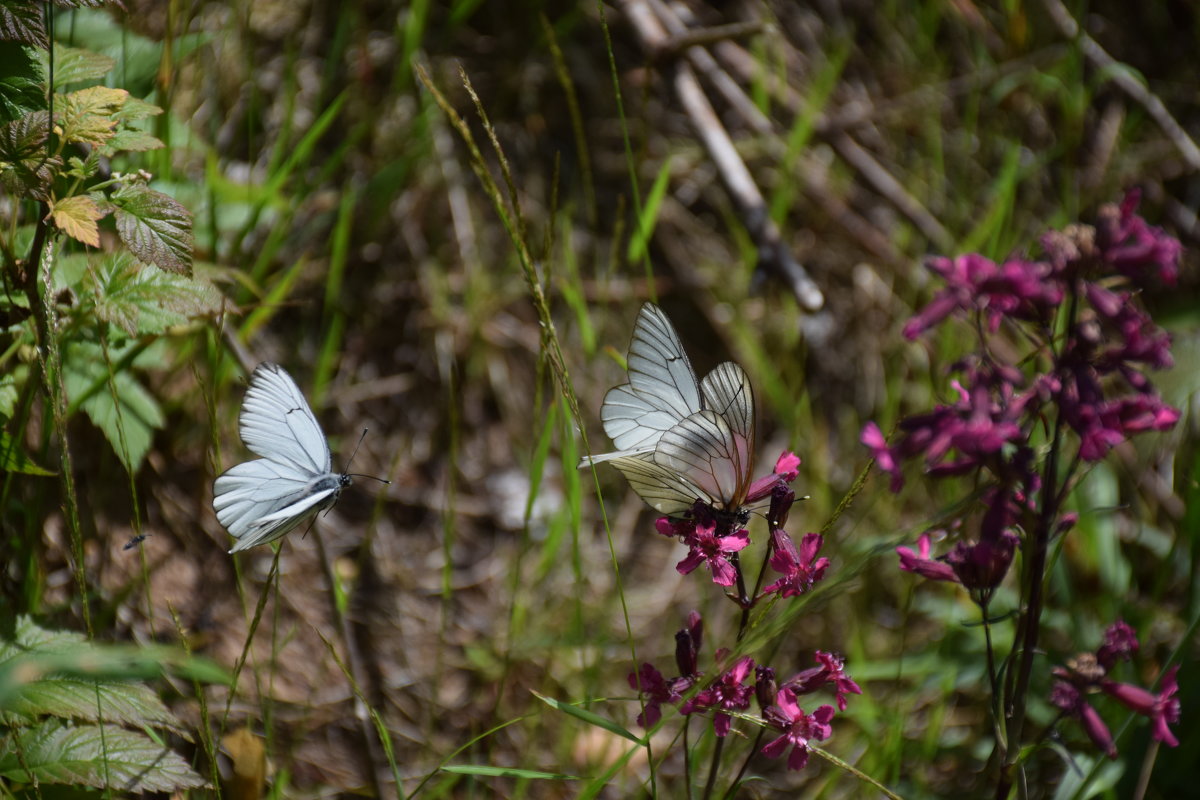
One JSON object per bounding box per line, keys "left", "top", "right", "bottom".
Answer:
{"left": 213, "top": 363, "right": 351, "bottom": 553}
{"left": 581, "top": 304, "right": 757, "bottom": 519}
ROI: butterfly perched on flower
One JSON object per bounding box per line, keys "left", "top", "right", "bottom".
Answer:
{"left": 580, "top": 303, "right": 756, "bottom": 520}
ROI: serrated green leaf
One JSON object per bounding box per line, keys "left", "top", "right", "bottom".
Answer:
{"left": 112, "top": 95, "right": 161, "bottom": 124}
{"left": 106, "top": 127, "right": 162, "bottom": 152}
{"left": 36, "top": 44, "right": 114, "bottom": 88}
{"left": 0, "top": 4, "right": 47, "bottom": 49}
{"left": 1, "top": 675, "right": 185, "bottom": 733}
{"left": 55, "top": 84, "right": 127, "bottom": 146}
{"left": 0, "top": 40, "right": 45, "bottom": 122}
{"left": 0, "top": 719, "right": 207, "bottom": 792}
{"left": 0, "top": 109, "right": 57, "bottom": 200}
{"left": 82, "top": 253, "right": 221, "bottom": 336}
{"left": 64, "top": 342, "right": 164, "bottom": 473}
{"left": 0, "top": 429, "right": 53, "bottom": 475}
{"left": 50, "top": 193, "right": 104, "bottom": 246}
{"left": 111, "top": 183, "right": 193, "bottom": 275}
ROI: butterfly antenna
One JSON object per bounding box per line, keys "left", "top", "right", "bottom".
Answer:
{"left": 345, "top": 429, "right": 391, "bottom": 485}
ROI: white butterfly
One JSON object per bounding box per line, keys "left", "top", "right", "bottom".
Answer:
{"left": 213, "top": 363, "right": 352, "bottom": 553}
{"left": 581, "top": 303, "right": 756, "bottom": 517}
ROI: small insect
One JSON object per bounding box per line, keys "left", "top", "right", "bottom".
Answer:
{"left": 123, "top": 533, "right": 150, "bottom": 550}
{"left": 580, "top": 303, "right": 756, "bottom": 519}
{"left": 213, "top": 363, "right": 374, "bottom": 553}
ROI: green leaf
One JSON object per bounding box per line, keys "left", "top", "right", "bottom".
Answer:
{"left": 442, "top": 764, "right": 579, "bottom": 781}
{"left": 532, "top": 691, "right": 640, "bottom": 743}
{"left": 111, "top": 183, "right": 194, "bottom": 275}
{"left": 1, "top": 674, "right": 185, "bottom": 734}
{"left": 112, "top": 95, "right": 161, "bottom": 125}
{"left": 105, "top": 127, "right": 162, "bottom": 152}
{"left": 36, "top": 44, "right": 114, "bottom": 89}
{"left": 0, "top": 719, "right": 207, "bottom": 792}
{"left": 0, "top": 110, "right": 58, "bottom": 200}
{"left": 0, "top": 40, "right": 45, "bottom": 122}
{"left": 0, "top": 2, "right": 47, "bottom": 49}
{"left": 0, "top": 429, "right": 53, "bottom": 475}
{"left": 64, "top": 341, "right": 165, "bottom": 473}
{"left": 82, "top": 253, "right": 222, "bottom": 336}
{"left": 0, "top": 617, "right": 231, "bottom": 712}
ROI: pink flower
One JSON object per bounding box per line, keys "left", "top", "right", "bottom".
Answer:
{"left": 675, "top": 518, "right": 749, "bottom": 586}
{"left": 785, "top": 651, "right": 862, "bottom": 711}
{"left": 681, "top": 656, "right": 755, "bottom": 737}
{"left": 896, "top": 534, "right": 959, "bottom": 583}
{"left": 761, "top": 688, "right": 835, "bottom": 771}
{"left": 765, "top": 531, "right": 829, "bottom": 597}
{"left": 1102, "top": 665, "right": 1181, "bottom": 747}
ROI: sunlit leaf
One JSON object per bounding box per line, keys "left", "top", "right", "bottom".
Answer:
{"left": 56, "top": 84, "right": 127, "bottom": 146}
{"left": 84, "top": 252, "right": 222, "bottom": 336}
{"left": 0, "top": 719, "right": 207, "bottom": 792}
{"left": 49, "top": 193, "right": 104, "bottom": 247}
{"left": 0, "top": 430, "right": 53, "bottom": 475}
{"left": 112, "top": 183, "right": 194, "bottom": 275}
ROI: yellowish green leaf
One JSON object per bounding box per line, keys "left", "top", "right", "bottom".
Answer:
{"left": 55, "top": 85, "right": 127, "bottom": 146}
{"left": 49, "top": 194, "right": 104, "bottom": 247}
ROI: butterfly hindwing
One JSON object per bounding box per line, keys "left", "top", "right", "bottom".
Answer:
{"left": 603, "top": 451, "right": 708, "bottom": 515}
{"left": 655, "top": 409, "right": 750, "bottom": 511}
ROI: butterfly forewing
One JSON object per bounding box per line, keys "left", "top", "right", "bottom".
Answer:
{"left": 239, "top": 363, "right": 332, "bottom": 475}
{"left": 600, "top": 304, "right": 702, "bottom": 452}
{"left": 701, "top": 362, "right": 754, "bottom": 444}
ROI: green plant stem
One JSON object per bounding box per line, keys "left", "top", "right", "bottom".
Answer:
{"left": 23, "top": 211, "right": 91, "bottom": 637}
{"left": 724, "top": 726, "right": 767, "bottom": 799}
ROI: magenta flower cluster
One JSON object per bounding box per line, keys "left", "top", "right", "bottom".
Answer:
{"left": 626, "top": 449, "right": 857, "bottom": 773}
{"left": 1051, "top": 621, "right": 1181, "bottom": 758}
{"left": 629, "top": 612, "right": 860, "bottom": 772}
{"left": 865, "top": 190, "right": 1179, "bottom": 492}
{"left": 864, "top": 191, "right": 1181, "bottom": 595}
{"left": 863, "top": 192, "right": 1184, "bottom": 765}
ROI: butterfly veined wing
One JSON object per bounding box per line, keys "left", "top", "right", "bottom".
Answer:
{"left": 238, "top": 363, "right": 331, "bottom": 474}
{"left": 701, "top": 362, "right": 754, "bottom": 445}
{"left": 601, "top": 451, "right": 711, "bottom": 515}
{"left": 655, "top": 409, "right": 752, "bottom": 512}
{"left": 214, "top": 363, "right": 351, "bottom": 552}
{"left": 599, "top": 304, "right": 703, "bottom": 452}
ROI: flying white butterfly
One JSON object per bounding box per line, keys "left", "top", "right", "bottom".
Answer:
{"left": 580, "top": 303, "right": 756, "bottom": 518}
{"left": 213, "top": 363, "right": 353, "bottom": 553}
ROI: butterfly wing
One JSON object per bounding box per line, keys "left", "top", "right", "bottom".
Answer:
{"left": 655, "top": 409, "right": 752, "bottom": 512}
{"left": 701, "top": 362, "right": 754, "bottom": 445}
{"left": 601, "top": 451, "right": 710, "bottom": 515}
{"left": 599, "top": 304, "right": 702, "bottom": 452}
{"left": 239, "top": 363, "right": 332, "bottom": 474}
{"left": 213, "top": 459, "right": 346, "bottom": 552}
